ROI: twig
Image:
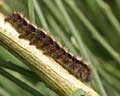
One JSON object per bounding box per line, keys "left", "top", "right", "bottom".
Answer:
{"left": 0, "top": 13, "right": 99, "bottom": 96}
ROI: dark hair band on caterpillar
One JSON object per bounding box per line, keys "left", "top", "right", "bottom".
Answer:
{"left": 4, "top": 12, "right": 92, "bottom": 82}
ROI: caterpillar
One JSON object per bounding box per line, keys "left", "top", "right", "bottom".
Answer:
{"left": 4, "top": 12, "right": 92, "bottom": 82}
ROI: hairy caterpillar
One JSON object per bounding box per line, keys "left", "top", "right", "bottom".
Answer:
{"left": 4, "top": 12, "right": 92, "bottom": 82}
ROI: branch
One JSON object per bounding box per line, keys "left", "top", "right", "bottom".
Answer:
{"left": 0, "top": 13, "right": 99, "bottom": 96}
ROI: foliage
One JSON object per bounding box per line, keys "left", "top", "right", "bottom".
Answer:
{"left": 0, "top": 0, "right": 120, "bottom": 96}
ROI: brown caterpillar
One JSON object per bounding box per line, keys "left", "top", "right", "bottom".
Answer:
{"left": 4, "top": 12, "right": 92, "bottom": 82}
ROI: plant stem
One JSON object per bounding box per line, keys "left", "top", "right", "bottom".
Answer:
{"left": 0, "top": 13, "right": 99, "bottom": 96}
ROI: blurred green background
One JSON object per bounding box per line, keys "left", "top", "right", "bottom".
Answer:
{"left": 0, "top": 0, "right": 120, "bottom": 96}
